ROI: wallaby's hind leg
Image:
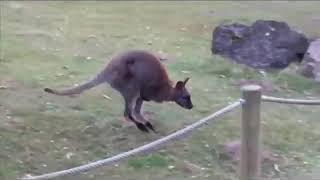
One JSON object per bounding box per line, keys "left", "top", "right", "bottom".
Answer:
{"left": 134, "top": 97, "right": 156, "bottom": 133}
{"left": 122, "top": 93, "right": 149, "bottom": 133}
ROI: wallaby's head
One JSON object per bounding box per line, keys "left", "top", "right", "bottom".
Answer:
{"left": 173, "top": 77, "right": 193, "bottom": 110}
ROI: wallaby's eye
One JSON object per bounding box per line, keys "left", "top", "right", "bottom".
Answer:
{"left": 183, "top": 96, "right": 190, "bottom": 100}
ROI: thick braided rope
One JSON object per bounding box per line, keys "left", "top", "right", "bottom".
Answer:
{"left": 20, "top": 99, "right": 244, "bottom": 180}
{"left": 262, "top": 95, "right": 320, "bottom": 105}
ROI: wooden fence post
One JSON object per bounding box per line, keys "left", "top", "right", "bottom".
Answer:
{"left": 240, "top": 85, "right": 262, "bottom": 180}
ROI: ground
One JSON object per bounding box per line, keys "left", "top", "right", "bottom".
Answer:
{"left": 1, "top": 1, "right": 320, "bottom": 180}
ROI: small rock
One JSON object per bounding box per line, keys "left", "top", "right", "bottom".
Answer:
{"left": 298, "top": 38, "right": 320, "bottom": 82}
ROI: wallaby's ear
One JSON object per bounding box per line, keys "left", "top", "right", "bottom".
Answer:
{"left": 183, "top": 77, "right": 190, "bottom": 85}
{"left": 176, "top": 77, "right": 190, "bottom": 90}
{"left": 175, "top": 81, "right": 184, "bottom": 90}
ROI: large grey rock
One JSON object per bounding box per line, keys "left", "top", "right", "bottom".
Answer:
{"left": 211, "top": 20, "right": 309, "bottom": 69}
{"left": 298, "top": 39, "right": 320, "bottom": 82}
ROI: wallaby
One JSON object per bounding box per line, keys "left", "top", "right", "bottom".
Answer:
{"left": 44, "top": 50, "right": 193, "bottom": 133}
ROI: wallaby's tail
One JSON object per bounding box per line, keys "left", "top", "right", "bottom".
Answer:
{"left": 44, "top": 70, "right": 107, "bottom": 96}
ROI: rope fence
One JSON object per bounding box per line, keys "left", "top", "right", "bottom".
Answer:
{"left": 20, "top": 99, "right": 244, "bottom": 180}
{"left": 262, "top": 95, "right": 320, "bottom": 105}
{"left": 19, "top": 84, "right": 320, "bottom": 180}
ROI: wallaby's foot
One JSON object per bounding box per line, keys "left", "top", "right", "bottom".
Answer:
{"left": 126, "top": 115, "right": 149, "bottom": 133}
{"left": 145, "top": 121, "right": 157, "bottom": 133}
{"left": 135, "top": 122, "right": 149, "bottom": 133}
{"left": 133, "top": 113, "right": 156, "bottom": 133}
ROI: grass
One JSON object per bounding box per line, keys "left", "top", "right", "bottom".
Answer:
{"left": 1, "top": 1, "right": 320, "bottom": 180}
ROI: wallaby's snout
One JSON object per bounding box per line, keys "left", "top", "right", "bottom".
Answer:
{"left": 186, "top": 101, "right": 193, "bottom": 109}
{"left": 177, "top": 96, "right": 193, "bottom": 110}
{"left": 175, "top": 97, "right": 193, "bottom": 110}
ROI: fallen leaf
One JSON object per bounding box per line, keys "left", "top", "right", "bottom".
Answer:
{"left": 181, "top": 70, "right": 190, "bottom": 74}
{"left": 103, "top": 94, "right": 112, "bottom": 100}
{"left": 274, "top": 164, "right": 281, "bottom": 172}
{"left": 180, "top": 27, "right": 187, "bottom": 31}
{"left": 56, "top": 73, "right": 64, "bottom": 77}
{"left": 88, "top": 34, "right": 97, "bottom": 38}
{"left": 65, "top": 152, "right": 74, "bottom": 159}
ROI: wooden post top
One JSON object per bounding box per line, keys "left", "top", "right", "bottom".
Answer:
{"left": 241, "top": 85, "right": 262, "bottom": 92}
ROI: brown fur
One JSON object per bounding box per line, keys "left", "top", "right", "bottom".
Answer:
{"left": 44, "top": 50, "right": 193, "bottom": 133}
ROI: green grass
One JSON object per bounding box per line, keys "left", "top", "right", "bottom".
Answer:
{"left": 128, "top": 153, "right": 172, "bottom": 170}
{"left": 1, "top": 1, "right": 320, "bottom": 180}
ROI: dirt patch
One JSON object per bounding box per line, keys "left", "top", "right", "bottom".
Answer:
{"left": 0, "top": 76, "right": 23, "bottom": 90}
